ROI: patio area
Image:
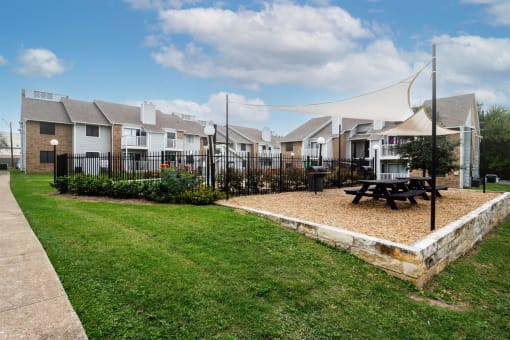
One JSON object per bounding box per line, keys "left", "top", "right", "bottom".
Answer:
{"left": 219, "top": 188, "right": 501, "bottom": 244}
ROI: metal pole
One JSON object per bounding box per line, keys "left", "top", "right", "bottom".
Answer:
{"left": 225, "top": 94, "right": 229, "bottom": 200}
{"left": 53, "top": 144, "right": 57, "bottom": 183}
{"left": 213, "top": 124, "right": 217, "bottom": 190}
{"left": 431, "top": 44, "right": 437, "bottom": 231}
{"left": 482, "top": 110, "right": 486, "bottom": 193}
{"left": 319, "top": 144, "right": 323, "bottom": 166}
{"left": 338, "top": 123, "right": 341, "bottom": 188}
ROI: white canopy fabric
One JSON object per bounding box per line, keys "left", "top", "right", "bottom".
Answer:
{"left": 379, "top": 108, "right": 458, "bottom": 136}
{"left": 242, "top": 68, "right": 426, "bottom": 122}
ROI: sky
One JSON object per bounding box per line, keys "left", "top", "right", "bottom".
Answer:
{"left": 1, "top": 0, "right": 509, "bottom": 135}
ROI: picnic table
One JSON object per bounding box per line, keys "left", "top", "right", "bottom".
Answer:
{"left": 344, "top": 179, "right": 426, "bottom": 210}
{"left": 398, "top": 176, "right": 448, "bottom": 198}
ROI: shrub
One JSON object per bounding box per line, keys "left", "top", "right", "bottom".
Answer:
{"left": 180, "top": 187, "right": 226, "bottom": 205}
{"left": 51, "top": 176, "right": 70, "bottom": 193}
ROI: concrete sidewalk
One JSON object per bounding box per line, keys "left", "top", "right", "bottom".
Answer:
{"left": 0, "top": 171, "right": 87, "bottom": 339}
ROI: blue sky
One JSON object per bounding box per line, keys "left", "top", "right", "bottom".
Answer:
{"left": 1, "top": 0, "right": 509, "bottom": 135}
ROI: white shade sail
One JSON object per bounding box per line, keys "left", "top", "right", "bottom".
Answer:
{"left": 243, "top": 69, "right": 426, "bottom": 122}
{"left": 380, "top": 108, "right": 458, "bottom": 136}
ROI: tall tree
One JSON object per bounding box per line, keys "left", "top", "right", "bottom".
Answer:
{"left": 481, "top": 105, "right": 510, "bottom": 178}
{"left": 395, "top": 136, "right": 458, "bottom": 176}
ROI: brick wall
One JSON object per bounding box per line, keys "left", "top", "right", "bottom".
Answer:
{"left": 25, "top": 121, "right": 72, "bottom": 173}
{"left": 112, "top": 125, "right": 122, "bottom": 154}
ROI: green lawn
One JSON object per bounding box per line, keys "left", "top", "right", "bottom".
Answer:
{"left": 11, "top": 172, "right": 510, "bottom": 339}
{"left": 470, "top": 182, "right": 510, "bottom": 192}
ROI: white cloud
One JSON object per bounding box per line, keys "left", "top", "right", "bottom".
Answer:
{"left": 0, "top": 55, "right": 7, "bottom": 65}
{"left": 139, "top": 2, "right": 510, "bottom": 110}
{"left": 128, "top": 92, "right": 269, "bottom": 126}
{"left": 150, "top": 3, "right": 404, "bottom": 92}
{"left": 17, "top": 48, "right": 66, "bottom": 77}
{"left": 462, "top": 0, "right": 510, "bottom": 25}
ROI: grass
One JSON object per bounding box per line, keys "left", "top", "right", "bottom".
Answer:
{"left": 470, "top": 182, "right": 510, "bottom": 192}
{"left": 10, "top": 171, "right": 510, "bottom": 339}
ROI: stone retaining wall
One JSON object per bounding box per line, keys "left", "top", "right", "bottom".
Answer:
{"left": 219, "top": 192, "right": 510, "bottom": 287}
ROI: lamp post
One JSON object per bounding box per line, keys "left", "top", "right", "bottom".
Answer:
{"left": 290, "top": 152, "right": 295, "bottom": 168}
{"left": 373, "top": 144, "right": 379, "bottom": 180}
{"left": 317, "top": 137, "right": 325, "bottom": 166}
{"left": 50, "top": 139, "right": 59, "bottom": 183}
{"left": 204, "top": 125, "right": 216, "bottom": 189}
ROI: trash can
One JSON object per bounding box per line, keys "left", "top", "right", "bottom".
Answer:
{"left": 307, "top": 166, "right": 329, "bottom": 193}
{"left": 471, "top": 177, "right": 480, "bottom": 187}
{"left": 486, "top": 174, "right": 498, "bottom": 183}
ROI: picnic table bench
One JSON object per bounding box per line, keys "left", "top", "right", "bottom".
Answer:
{"left": 398, "top": 177, "right": 448, "bottom": 199}
{"left": 344, "top": 179, "right": 425, "bottom": 209}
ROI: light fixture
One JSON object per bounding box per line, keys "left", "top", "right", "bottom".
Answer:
{"left": 50, "top": 139, "right": 59, "bottom": 146}
{"left": 317, "top": 137, "right": 326, "bottom": 145}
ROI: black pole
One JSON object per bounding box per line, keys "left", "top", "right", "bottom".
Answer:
{"left": 225, "top": 94, "right": 229, "bottom": 200}
{"left": 213, "top": 124, "right": 217, "bottom": 190}
{"left": 319, "top": 144, "right": 323, "bottom": 166}
{"left": 338, "top": 123, "right": 342, "bottom": 188}
{"left": 431, "top": 44, "right": 437, "bottom": 231}
{"left": 482, "top": 110, "right": 486, "bottom": 193}
{"left": 53, "top": 144, "right": 57, "bottom": 183}
{"left": 374, "top": 149, "right": 377, "bottom": 179}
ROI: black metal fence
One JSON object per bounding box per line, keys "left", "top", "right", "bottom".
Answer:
{"left": 56, "top": 151, "right": 375, "bottom": 196}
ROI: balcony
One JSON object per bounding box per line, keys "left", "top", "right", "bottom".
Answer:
{"left": 166, "top": 139, "right": 184, "bottom": 150}
{"left": 184, "top": 141, "right": 201, "bottom": 152}
{"left": 381, "top": 144, "right": 401, "bottom": 158}
{"left": 122, "top": 136, "right": 147, "bottom": 147}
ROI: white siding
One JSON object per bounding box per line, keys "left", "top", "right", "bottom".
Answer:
{"left": 149, "top": 132, "right": 165, "bottom": 152}
{"left": 74, "top": 124, "right": 111, "bottom": 154}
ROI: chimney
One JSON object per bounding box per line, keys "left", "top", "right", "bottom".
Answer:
{"left": 261, "top": 127, "right": 271, "bottom": 142}
{"left": 141, "top": 101, "right": 156, "bottom": 125}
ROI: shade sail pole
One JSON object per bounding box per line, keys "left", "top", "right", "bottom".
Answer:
{"left": 431, "top": 44, "right": 437, "bottom": 231}
{"left": 225, "top": 93, "right": 229, "bottom": 200}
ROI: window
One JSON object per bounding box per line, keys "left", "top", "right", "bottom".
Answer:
{"left": 262, "top": 145, "right": 266, "bottom": 151}
{"left": 240, "top": 143, "right": 247, "bottom": 151}
{"left": 185, "top": 135, "right": 196, "bottom": 145}
{"left": 285, "top": 142, "right": 293, "bottom": 152}
{"left": 86, "top": 125, "right": 99, "bottom": 137}
{"left": 40, "top": 151, "right": 54, "bottom": 163}
{"left": 86, "top": 152, "right": 99, "bottom": 158}
{"left": 40, "top": 122, "right": 55, "bottom": 135}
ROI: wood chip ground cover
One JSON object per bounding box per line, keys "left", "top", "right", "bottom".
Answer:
{"left": 220, "top": 189, "right": 502, "bottom": 244}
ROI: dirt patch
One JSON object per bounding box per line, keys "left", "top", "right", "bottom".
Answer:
{"left": 53, "top": 193, "right": 156, "bottom": 205}
{"left": 219, "top": 188, "right": 502, "bottom": 244}
{"left": 408, "top": 294, "right": 470, "bottom": 311}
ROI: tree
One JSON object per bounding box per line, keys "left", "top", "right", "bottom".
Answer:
{"left": 481, "top": 105, "right": 510, "bottom": 178}
{"left": 395, "top": 136, "right": 458, "bottom": 176}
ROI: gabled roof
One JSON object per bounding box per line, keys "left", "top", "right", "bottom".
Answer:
{"left": 341, "top": 118, "right": 372, "bottom": 131}
{"left": 157, "top": 112, "right": 205, "bottom": 136}
{"left": 281, "top": 116, "right": 331, "bottom": 142}
{"left": 423, "top": 93, "right": 477, "bottom": 128}
{"left": 94, "top": 100, "right": 144, "bottom": 127}
{"left": 310, "top": 121, "right": 333, "bottom": 139}
{"left": 215, "top": 125, "right": 253, "bottom": 144}
{"left": 62, "top": 98, "right": 110, "bottom": 125}
{"left": 21, "top": 97, "right": 71, "bottom": 124}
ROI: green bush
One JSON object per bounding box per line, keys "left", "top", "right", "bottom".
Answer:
{"left": 50, "top": 170, "right": 224, "bottom": 205}
{"left": 180, "top": 187, "right": 226, "bottom": 205}
{"left": 51, "top": 176, "right": 70, "bottom": 193}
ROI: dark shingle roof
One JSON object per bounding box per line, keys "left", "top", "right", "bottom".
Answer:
{"left": 62, "top": 98, "right": 110, "bottom": 125}
{"left": 423, "top": 93, "right": 477, "bottom": 128}
{"left": 21, "top": 97, "right": 71, "bottom": 124}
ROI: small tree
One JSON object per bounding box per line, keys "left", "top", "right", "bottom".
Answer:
{"left": 395, "top": 136, "right": 458, "bottom": 176}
